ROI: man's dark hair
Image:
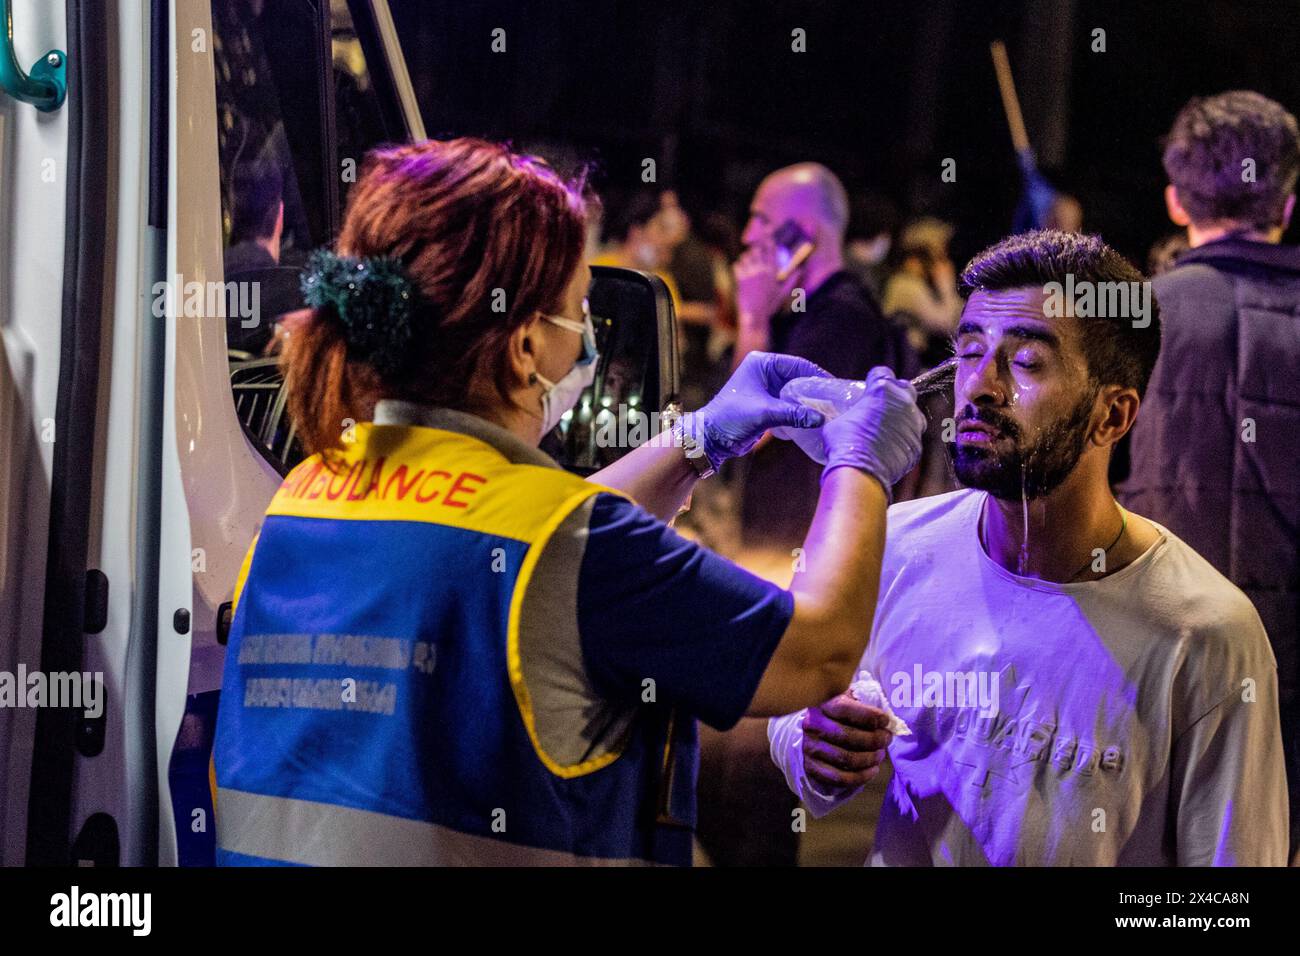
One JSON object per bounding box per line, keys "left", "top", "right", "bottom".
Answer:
{"left": 230, "top": 160, "right": 284, "bottom": 245}
{"left": 959, "top": 230, "right": 1162, "bottom": 399}
{"left": 1162, "top": 90, "right": 1300, "bottom": 230}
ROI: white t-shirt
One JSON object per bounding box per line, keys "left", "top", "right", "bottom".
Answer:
{"left": 769, "top": 488, "right": 1289, "bottom": 865}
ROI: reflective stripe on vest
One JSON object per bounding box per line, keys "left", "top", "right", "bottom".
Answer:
{"left": 216, "top": 788, "right": 658, "bottom": 866}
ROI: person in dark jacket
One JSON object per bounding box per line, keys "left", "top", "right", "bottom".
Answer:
{"left": 223, "top": 160, "right": 285, "bottom": 354}
{"left": 1120, "top": 90, "right": 1300, "bottom": 857}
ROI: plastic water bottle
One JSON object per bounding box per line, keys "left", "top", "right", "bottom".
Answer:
{"left": 780, "top": 358, "right": 956, "bottom": 419}
{"left": 778, "top": 376, "right": 868, "bottom": 421}
{"left": 769, "top": 378, "right": 863, "bottom": 462}
{"left": 771, "top": 359, "right": 956, "bottom": 462}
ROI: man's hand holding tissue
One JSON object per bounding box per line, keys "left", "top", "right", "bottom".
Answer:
{"left": 801, "top": 694, "right": 894, "bottom": 794}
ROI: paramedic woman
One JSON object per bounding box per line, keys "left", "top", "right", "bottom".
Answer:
{"left": 212, "top": 137, "right": 925, "bottom": 866}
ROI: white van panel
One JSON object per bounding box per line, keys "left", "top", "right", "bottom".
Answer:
{"left": 0, "top": 0, "right": 68, "bottom": 867}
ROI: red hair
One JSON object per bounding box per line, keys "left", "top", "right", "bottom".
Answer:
{"left": 278, "top": 138, "right": 588, "bottom": 457}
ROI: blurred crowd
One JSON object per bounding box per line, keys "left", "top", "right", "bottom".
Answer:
{"left": 587, "top": 172, "right": 1007, "bottom": 561}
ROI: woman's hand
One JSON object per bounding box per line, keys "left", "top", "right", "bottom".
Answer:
{"left": 684, "top": 351, "right": 832, "bottom": 470}
{"left": 820, "top": 367, "right": 926, "bottom": 495}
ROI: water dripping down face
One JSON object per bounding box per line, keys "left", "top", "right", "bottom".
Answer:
{"left": 948, "top": 390, "right": 1098, "bottom": 500}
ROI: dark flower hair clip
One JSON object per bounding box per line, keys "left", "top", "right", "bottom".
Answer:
{"left": 300, "top": 248, "right": 432, "bottom": 377}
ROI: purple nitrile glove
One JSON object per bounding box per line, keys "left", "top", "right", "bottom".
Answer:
{"left": 820, "top": 367, "right": 925, "bottom": 496}
{"left": 680, "top": 351, "right": 833, "bottom": 471}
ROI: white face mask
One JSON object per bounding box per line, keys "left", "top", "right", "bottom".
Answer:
{"left": 535, "top": 300, "right": 599, "bottom": 436}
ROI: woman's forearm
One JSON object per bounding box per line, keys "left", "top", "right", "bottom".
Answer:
{"left": 587, "top": 434, "right": 699, "bottom": 522}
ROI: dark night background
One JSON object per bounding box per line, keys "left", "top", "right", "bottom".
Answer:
{"left": 387, "top": 0, "right": 1300, "bottom": 268}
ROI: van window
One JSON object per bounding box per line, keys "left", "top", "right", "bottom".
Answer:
{"left": 214, "top": 0, "right": 406, "bottom": 471}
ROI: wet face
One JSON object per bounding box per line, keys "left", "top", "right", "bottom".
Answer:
{"left": 946, "top": 287, "right": 1100, "bottom": 500}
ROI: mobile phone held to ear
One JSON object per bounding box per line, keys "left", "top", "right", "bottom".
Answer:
{"left": 773, "top": 220, "right": 816, "bottom": 282}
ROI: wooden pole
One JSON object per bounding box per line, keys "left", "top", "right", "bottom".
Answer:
{"left": 990, "top": 40, "right": 1031, "bottom": 154}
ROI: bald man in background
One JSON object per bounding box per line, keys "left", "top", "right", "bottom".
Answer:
{"left": 732, "top": 163, "right": 912, "bottom": 550}
{"left": 693, "top": 165, "right": 910, "bottom": 867}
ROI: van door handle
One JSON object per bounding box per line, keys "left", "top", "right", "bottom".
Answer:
{"left": 0, "top": 0, "right": 66, "bottom": 112}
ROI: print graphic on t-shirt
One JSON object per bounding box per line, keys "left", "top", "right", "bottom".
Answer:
{"left": 935, "top": 663, "right": 1126, "bottom": 791}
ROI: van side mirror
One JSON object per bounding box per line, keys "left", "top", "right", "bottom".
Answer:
{"left": 544, "top": 266, "right": 680, "bottom": 475}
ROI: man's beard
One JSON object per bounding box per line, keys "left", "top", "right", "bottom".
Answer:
{"left": 946, "top": 388, "right": 1098, "bottom": 501}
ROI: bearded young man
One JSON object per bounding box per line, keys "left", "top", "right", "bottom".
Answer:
{"left": 769, "top": 230, "right": 1289, "bottom": 866}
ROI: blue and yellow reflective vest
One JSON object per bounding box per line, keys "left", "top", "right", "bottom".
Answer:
{"left": 213, "top": 406, "right": 695, "bottom": 865}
